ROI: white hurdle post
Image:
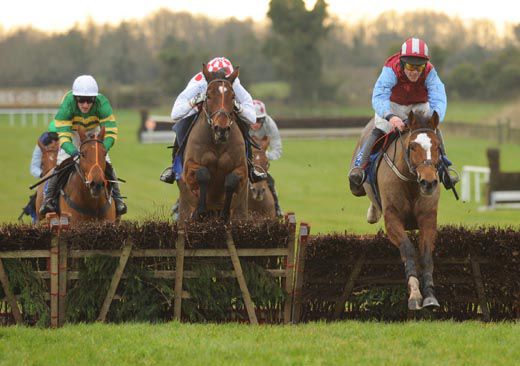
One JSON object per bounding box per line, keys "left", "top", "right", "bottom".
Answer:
{"left": 461, "top": 166, "right": 490, "bottom": 202}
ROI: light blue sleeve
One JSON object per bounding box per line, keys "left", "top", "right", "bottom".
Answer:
{"left": 30, "top": 145, "right": 42, "bottom": 178}
{"left": 372, "top": 66, "right": 398, "bottom": 118}
{"left": 426, "top": 68, "right": 447, "bottom": 122}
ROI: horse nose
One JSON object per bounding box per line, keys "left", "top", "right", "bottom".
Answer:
{"left": 419, "top": 179, "right": 438, "bottom": 193}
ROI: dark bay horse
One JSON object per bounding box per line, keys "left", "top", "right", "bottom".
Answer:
{"left": 352, "top": 111, "right": 442, "bottom": 310}
{"left": 248, "top": 136, "right": 276, "bottom": 218}
{"left": 56, "top": 126, "right": 116, "bottom": 224}
{"left": 177, "top": 65, "right": 248, "bottom": 222}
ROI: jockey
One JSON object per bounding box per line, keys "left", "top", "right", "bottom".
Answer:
{"left": 160, "top": 56, "right": 267, "bottom": 184}
{"left": 30, "top": 120, "right": 59, "bottom": 178}
{"left": 249, "top": 99, "right": 283, "bottom": 217}
{"left": 39, "top": 75, "right": 127, "bottom": 216}
{"left": 349, "top": 37, "right": 457, "bottom": 192}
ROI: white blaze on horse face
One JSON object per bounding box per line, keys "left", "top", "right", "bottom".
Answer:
{"left": 414, "top": 133, "right": 432, "bottom": 160}
{"left": 218, "top": 85, "right": 227, "bottom": 94}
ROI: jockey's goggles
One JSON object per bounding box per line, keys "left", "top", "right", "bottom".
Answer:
{"left": 75, "top": 96, "right": 96, "bottom": 104}
{"left": 404, "top": 63, "right": 426, "bottom": 72}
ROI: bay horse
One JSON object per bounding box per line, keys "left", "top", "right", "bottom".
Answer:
{"left": 352, "top": 111, "right": 442, "bottom": 310}
{"left": 33, "top": 138, "right": 59, "bottom": 223}
{"left": 46, "top": 126, "right": 116, "bottom": 224}
{"left": 177, "top": 64, "right": 248, "bottom": 222}
{"left": 248, "top": 136, "right": 276, "bottom": 218}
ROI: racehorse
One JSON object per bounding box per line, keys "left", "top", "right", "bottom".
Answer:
{"left": 34, "top": 138, "right": 59, "bottom": 223}
{"left": 177, "top": 64, "right": 248, "bottom": 222}
{"left": 248, "top": 136, "right": 276, "bottom": 218}
{"left": 41, "top": 126, "right": 116, "bottom": 224}
{"left": 352, "top": 111, "right": 442, "bottom": 310}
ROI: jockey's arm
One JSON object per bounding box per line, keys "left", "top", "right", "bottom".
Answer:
{"left": 30, "top": 145, "right": 42, "bottom": 178}
{"left": 97, "top": 96, "right": 118, "bottom": 151}
{"left": 171, "top": 81, "right": 206, "bottom": 123}
{"left": 55, "top": 99, "right": 77, "bottom": 156}
{"left": 372, "top": 67, "right": 398, "bottom": 119}
{"left": 233, "top": 80, "right": 256, "bottom": 124}
{"left": 425, "top": 68, "right": 447, "bottom": 122}
{"left": 265, "top": 116, "right": 282, "bottom": 161}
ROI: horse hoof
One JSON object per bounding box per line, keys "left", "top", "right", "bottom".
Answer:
{"left": 422, "top": 296, "right": 440, "bottom": 308}
{"left": 408, "top": 298, "right": 422, "bottom": 311}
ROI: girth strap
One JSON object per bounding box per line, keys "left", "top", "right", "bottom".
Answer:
{"left": 60, "top": 189, "right": 113, "bottom": 218}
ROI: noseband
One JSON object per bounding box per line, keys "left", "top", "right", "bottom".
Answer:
{"left": 202, "top": 79, "right": 235, "bottom": 128}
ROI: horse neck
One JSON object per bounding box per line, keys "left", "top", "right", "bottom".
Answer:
{"left": 387, "top": 133, "right": 411, "bottom": 174}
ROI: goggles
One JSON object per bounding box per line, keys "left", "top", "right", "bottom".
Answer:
{"left": 75, "top": 96, "right": 96, "bottom": 104}
{"left": 404, "top": 63, "right": 426, "bottom": 72}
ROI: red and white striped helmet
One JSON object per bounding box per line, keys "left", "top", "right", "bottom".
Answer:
{"left": 253, "top": 99, "right": 267, "bottom": 118}
{"left": 207, "top": 57, "right": 234, "bottom": 76}
{"left": 400, "top": 37, "right": 430, "bottom": 64}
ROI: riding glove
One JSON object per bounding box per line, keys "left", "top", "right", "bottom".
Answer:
{"left": 103, "top": 137, "right": 115, "bottom": 152}
{"left": 189, "top": 93, "right": 206, "bottom": 108}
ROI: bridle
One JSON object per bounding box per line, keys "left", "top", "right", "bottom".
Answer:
{"left": 76, "top": 137, "right": 108, "bottom": 188}
{"left": 384, "top": 127, "right": 440, "bottom": 183}
{"left": 202, "top": 79, "right": 236, "bottom": 128}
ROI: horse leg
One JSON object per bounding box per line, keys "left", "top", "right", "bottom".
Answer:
{"left": 222, "top": 172, "right": 240, "bottom": 221}
{"left": 418, "top": 215, "right": 440, "bottom": 308}
{"left": 385, "top": 208, "right": 422, "bottom": 310}
{"left": 194, "top": 167, "right": 210, "bottom": 219}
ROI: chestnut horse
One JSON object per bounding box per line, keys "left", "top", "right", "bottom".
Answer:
{"left": 48, "top": 127, "right": 116, "bottom": 224}
{"left": 34, "top": 138, "right": 59, "bottom": 223}
{"left": 352, "top": 111, "right": 442, "bottom": 310}
{"left": 248, "top": 136, "right": 276, "bottom": 218}
{"left": 177, "top": 65, "right": 248, "bottom": 222}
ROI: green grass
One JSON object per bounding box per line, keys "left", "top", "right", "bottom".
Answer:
{"left": 0, "top": 321, "right": 518, "bottom": 365}
{"left": 2, "top": 104, "right": 520, "bottom": 233}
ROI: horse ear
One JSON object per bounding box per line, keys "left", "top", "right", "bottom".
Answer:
{"left": 37, "top": 137, "right": 45, "bottom": 150}
{"left": 228, "top": 66, "right": 239, "bottom": 84}
{"left": 78, "top": 126, "right": 87, "bottom": 141}
{"left": 429, "top": 111, "right": 439, "bottom": 130}
{"left": 202, "top": 63, "right": 212, "bottom": 81}
{"left": 408, "top": 110, "right": 419, "bottom": 130}
{"left": 98, "top": 126, "right": 105, "bottom": 140}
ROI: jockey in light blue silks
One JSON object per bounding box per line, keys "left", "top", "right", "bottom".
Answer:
{"left": 349, "top": 37, "right": 457, "bottom": 192}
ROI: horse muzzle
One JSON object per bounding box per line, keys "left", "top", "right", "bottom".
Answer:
{"left": 418, "top": 177, "right": 439, "bottom": 196}
{"left": 89, "top": 180, "right": 105, "bottom": 198}
{"left": 213, "top": 125, "right": 230, "bottom": 144}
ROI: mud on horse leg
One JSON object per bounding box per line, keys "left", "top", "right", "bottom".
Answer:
{"left": 194, "top": 167, "right": 210, "bottom": 219}
{"left": 399, "top": 239, "right": 423, "bottom": 310}
{"left": 222, "top": 172, "right": 240, "bottom": 221}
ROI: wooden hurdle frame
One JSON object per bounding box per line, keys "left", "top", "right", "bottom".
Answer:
{"left": 0, "top": 213, "right": 304, "bottom": 326}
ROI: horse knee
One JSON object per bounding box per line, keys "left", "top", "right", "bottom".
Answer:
{"left": 225, "top": 172, "right": 240, "bottom": 193}
{"left": 195, "top": 167, "right": 211, "bottom": 184}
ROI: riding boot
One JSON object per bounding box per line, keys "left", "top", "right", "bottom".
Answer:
{"left": 235, "top": 117, "right": 267, "bottom": 183}
{"left": 436, "top": 129, "right": 459, "bottom": 189}
{"left": 349, "top": 128, "right": 385, "bottom": 188}
{"left": 160, "top": 139, "right": 179, "bottom": 184}
{"left": 267, "top": 174, "right": 283, "bottom": 217}
{"left": 39, "top": 172, "right": 59, "bottom": 215}
{"left": 106, "top": 164, "right": 127, "bottom": 216}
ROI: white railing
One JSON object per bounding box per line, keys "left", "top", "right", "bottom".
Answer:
{"left": 0, "top": 108, "right": 57, "bottom": 127}
{"left": 461, "top": 165, "right": 490, "bottom": 202}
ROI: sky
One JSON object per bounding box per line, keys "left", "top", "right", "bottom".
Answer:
{"left": 1, "top": 0, "right": 518, "bottom": 32}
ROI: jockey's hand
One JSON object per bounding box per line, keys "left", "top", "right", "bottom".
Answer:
{"left": 389, "top": 116, "right": 405, "bottom": 131}
{"left": 233, "top": 100, "right": 243, "bottom": 114}
{"left": 189, "top": 93, "right": 206, "bottom": 108}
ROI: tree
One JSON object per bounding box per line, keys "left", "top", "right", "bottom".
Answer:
{"left": 266, "top": 0, "right": 329, "bottom": 101}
